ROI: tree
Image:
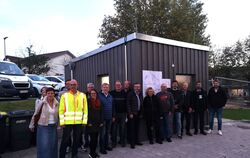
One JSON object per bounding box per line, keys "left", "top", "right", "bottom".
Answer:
{"left": 21, "top": 45, "right": 50, "bottom": 74}
{"left": 98, "top": 0, "right": 210, "bottom": 45}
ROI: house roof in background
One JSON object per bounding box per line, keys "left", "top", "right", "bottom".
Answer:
{"left": 6, "top": 50, "right": 75, "bottom": 62}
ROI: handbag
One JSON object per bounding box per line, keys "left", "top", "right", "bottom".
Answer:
{"left": 34, "top": 103, "right": 44, "bottom": 127}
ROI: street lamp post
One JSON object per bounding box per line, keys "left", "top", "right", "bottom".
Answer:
{"left": 3, "top": 37, "right": 8, "bottom": 60}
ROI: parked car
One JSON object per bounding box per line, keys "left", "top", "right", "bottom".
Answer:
{"left": 26, "top": 74, "right": 59, "bottom": 97}
{"left": 0, "top": 60, "right": 32, "bottom": 99}
{"left": 45, "top": 76, "right": 65, "bottom": 91}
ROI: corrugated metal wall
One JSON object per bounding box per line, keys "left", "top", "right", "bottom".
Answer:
{"left": 66, "top": 39, "right": 209, "bottom": 91}
{"left": 127, "top": 40, "right": 209, "bottom": 90}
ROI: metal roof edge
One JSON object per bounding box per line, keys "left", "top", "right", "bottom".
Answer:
{"left": 71, "top": 32, "right": 209, "bottom": 63}
{"left": 134, "top": 33, "right": 210, "bottom": 51}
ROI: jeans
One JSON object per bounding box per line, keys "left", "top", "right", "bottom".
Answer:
{"left": 59, "top": 124, "right": 82, "bottom": 158}
{"left": 99, "top": 120, "right": 112, "bottom": 151}
{"left": 173, "top": 112, "right": 182, "bottom": 136}
{"left": 111, "top": 113, "right": 126, "bottom": 146}
{"left": 162, "top": 113, "right": 173, "bottom": 139}
{"left": 37, "top": 124, "right": 58, "bottom": 158}
{"left": 209, "top": 107, "right": 223, "bottom": 130}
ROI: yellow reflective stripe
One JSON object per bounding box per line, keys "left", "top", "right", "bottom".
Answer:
{"left": 65, "top": 112, "right": 83, "bottom": 115}
{"left": 64, "top": 117, "right": 83, "bottom": 120}
{"left": 64, "top": 93, "right": 69, "bottom": 112}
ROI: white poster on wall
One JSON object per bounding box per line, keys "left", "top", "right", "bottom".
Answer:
{"left": 161, "top": 79, "right": 171, "bottom": 88}
{"left": 142, "top": 70, "right": 162, "bottom": 96}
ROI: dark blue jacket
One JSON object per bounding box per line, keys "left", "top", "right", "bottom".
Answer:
{"left": 99, "top": 92, "right": 114, "bottom": 120}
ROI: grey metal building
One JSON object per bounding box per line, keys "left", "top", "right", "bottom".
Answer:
{"left": 65, "top": 33, "right": 209, "bottom": 91}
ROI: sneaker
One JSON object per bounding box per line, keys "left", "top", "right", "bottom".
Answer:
{"left": 218, "top": 130, "right": 223, "bottom": 136}
{"left": 207, "top": 129, "right": 212, "bottom": 134}
{"left": 177, "top": 135, "right": 182, "bottom": 139}
{"left": 80, "top": 145, "right": 87, "bottom": 152}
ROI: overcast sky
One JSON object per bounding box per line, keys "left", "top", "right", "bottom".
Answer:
{"left": 0, "top": 0, "right": 250, "bottom": 59}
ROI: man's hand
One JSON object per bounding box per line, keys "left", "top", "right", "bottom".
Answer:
{"left": 99, "top": 123, "right": 103, "bottom": 127}
{"left": 168, "top": 112, "right": 172, "bottom": 116}
{"left": 129, "top": 114, "right": 133, "bottom": 119}
{"left": 60, "top": 125, "right": 65, "bottom": 128}
{"left": 188, "top": 107, "right": 192, "bottom": 113}
{"left": 29, "top": 128, "right": 34, "bottom": 132}
{"left": 174, "top": 104, "right": 178, "bottom": 109}
{"left": 88, "top": 124, "right": 92, "bottom": 126}
{"left": 112, "top": 117, "right": 116, "bottom": 122}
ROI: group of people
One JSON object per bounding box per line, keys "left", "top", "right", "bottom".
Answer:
{"left": 29, "top": 78, "right": 228, "bottom": 158}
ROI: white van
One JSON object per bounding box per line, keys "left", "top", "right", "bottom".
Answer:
{"left": 0, "top": 60, "right": 32, "bottom": 99}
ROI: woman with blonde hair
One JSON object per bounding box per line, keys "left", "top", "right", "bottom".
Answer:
{"left": 143, "top": 87, "right": 163, "bottom": 144}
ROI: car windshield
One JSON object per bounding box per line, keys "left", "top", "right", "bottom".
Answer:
{"left": 58, "top": 76, "right": 64, "bottom": 81}
{"left": 0, "top": 62, "right": 24, "bottom": 76}
{"left": 28, "top": 75, "right": 49, "bottom": 81}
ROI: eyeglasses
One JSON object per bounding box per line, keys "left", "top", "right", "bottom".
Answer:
{"left": 91, "top": 93, "right": 96, "bottom": 95}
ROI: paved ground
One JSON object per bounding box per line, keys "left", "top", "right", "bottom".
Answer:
{"left": 2, "top": 119, "right": 250, "bottom": 158}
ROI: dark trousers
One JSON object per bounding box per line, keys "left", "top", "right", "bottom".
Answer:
{"left": 128, "top": 114, "right": 140, "bottom": 147}
{"left": 89, "top": 132, "right": 99, "bottom": 155}
{"left": 99, "top": 120, "right": 112, "bottom": 151}
{"left": 111, "top": 113, "right": 126, "bottom": 146}
{"left": 194, "top": 111, "right": 205, "bottom": 132}
{"left": 59, "top": 125, "right": 82, "bottom": 158}
{"left": 145, "top": 118, "right": 161, "bottom": 142}
{"left": 84, "top": 127, "right": 90, "bottom": 148}
{"left": 181, "top": 112, "right": 191, "bottom": 134}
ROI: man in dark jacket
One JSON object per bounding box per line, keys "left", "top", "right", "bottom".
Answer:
{"left": 168, "top": 80, "right": 183, "bottom": 139}
{"left": 98, "top": 83, "right": 115, "bottom": 154}
{"left": 110, "top": 80, "right": 127, "bottom": 147}
{"left": 127, "top": 83, "right": 143, "bottom": 149}
{"left": 207, "top": 79, "right": 227, "bottom": 136}
{"left": 157, "top": 83, "right": 174, "bottom": 142}
{"left": 192, "top": 81, "right": 207, "bottom": 135}
{"left": 180, "top": 82, "right": 193, "bottom": 136}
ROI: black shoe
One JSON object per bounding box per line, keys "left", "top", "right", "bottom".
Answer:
{"left": 194, "top": 131, "right": 198, "bottom": 135}
{"left": 149, "top": 140, "right": 154, "bottom": 144}
{"left": 100, "top": 150, "right": 107, "bottom": 154}
{"left": 121, "top": 143, "right": 126, "bottom": 147}
{"left": 112, "top": 143, "right": 116, "bottom": 148}
{"left": 166, "top": 138, "right": 172, "bottom": 142}
{"left": 94, "top": 153, "right": 100, "bottom": 158}
{"left": 136, "top": 142, "right": 143, "bottom": 146}
{"left": 178, "top": 135, "right": 182, "bottom": 139}
{"left": 105, "top": 146, "right": 112, "bottom": 151}
{"left": 186, "top": 132, "right": 193, "bottom": 136}
{"left": 156, "top": 140, "right": 163, "bottom": 144}
{"left": 130, "top": 145, "right": 135, "bottom": 149}
{"left": 201, "top": 131, "right": 207, "bottom": 135}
